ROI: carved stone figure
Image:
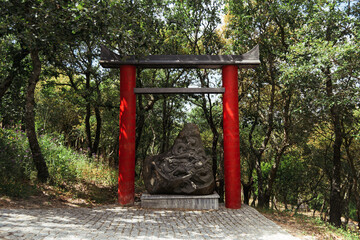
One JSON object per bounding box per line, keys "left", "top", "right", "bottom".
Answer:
{"left": 143, "top": 123, "right": 215, "bottom": 195}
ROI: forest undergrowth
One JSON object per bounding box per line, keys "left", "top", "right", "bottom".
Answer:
{"left": 258, "top": 205, "right": 360, "bottom": 240}
{"left": 0, "top": 127, "right": 118, "bottom": 206}
{"left": 1, "top": 127, "right": 359, "bottom": 240}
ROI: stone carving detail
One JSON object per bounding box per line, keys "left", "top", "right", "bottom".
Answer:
{"left": 143, "top": 123, "right": 215, "bottom": 195}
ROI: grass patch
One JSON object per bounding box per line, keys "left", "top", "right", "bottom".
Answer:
{"left": 258, "top": 207, "right": 360, "bottom": 239}
{"left": 40, "top": 133, "right": 117, "bottom": 187}
{"left": 0, "top": 127, "right": 117, "bottom": 205}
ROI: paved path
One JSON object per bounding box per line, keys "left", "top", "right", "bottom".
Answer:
{"left": 0, "top": 204, "right": 299, "bottom": 240}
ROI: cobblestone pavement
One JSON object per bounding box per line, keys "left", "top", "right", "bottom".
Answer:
{"left": 0, "top": 204, "right": 300, "bottom": 240}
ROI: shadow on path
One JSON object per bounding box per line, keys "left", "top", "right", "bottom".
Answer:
{"left": 0, "top": 204, "right": 300, "bottom": 239}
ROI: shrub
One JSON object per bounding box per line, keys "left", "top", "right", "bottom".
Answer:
{"left": 0, "top": 127, "right": 37, "bottom": 197}
{"left": 0, "top": 127, "right": 117, "bottom": 198}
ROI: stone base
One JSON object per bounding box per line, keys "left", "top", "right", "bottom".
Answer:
{"left": 141, "top": 192, "right": 219, "bottom": 210}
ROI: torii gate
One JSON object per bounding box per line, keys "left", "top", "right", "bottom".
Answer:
{"left": 100, "top": 46, "right": 260, "bottom": 209}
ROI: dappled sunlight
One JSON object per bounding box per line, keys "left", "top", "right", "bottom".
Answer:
{"left": 0, "top": 205, "right": 299, "bottom": 239}
{"left": 119, "top": 98, "right": 128, "bottom": 116}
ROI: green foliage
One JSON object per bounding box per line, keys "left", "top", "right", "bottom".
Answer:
{"left": 0, "top": 36, "right": 29, "bottom": 127}
{"left": 274, "top": 153, "right": 315, "bottom": 207}
{"left": 225, "top": 0, "right": 360, "bottom": 223}
{"left": 41, "top": 133, "right": 117, "bottom": 187}
{"left": 349, "top": 201, "right": 358, "bottom": 222}
{"left": 35, "top": 77, "right": 85, "bottom": 147}
{"left": 186, "top": 102, "right": 223, "bottom": 153}
{"left": 0, "top": 127, "right": 117, "bottom": 198}
{"left": 310, "top": 217, "right": 360, "bottom": 240}
{"left": 0, "top": 127, "right": 37, "bottom": 197}
{"left": 258, "top": 208, "right": 360, "bottom": 239}
{"left": 1, "top": 0, "right": 360, "bottom": 230}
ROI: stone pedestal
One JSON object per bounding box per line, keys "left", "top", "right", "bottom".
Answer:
{"left": 141, "top": 192, "right": 220, "bottom": 210}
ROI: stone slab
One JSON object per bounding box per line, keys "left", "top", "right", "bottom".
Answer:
{"left": 141, "top": 192, "right": 220, "bottom": 210}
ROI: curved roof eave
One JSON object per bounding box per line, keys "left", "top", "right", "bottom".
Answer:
{"left": 99, "top": 45, "right": 260, "bottom": 69}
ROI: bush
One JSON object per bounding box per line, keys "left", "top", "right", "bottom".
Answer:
{"left": 40, "top": 133, "right": 117, "bottom": 186}
{"left": 0, "top": 127, "right": 117, "bottom": 198}
{"left": 0, "top": 127, "right": 37, "bottom": 197}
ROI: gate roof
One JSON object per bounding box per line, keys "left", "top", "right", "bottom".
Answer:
{"left": 100, "top": 45, "right": 260, "bottom": 69}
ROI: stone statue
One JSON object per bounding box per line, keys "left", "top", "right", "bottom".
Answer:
{"left": 143, "top": 123, "right": 215, "bottom": 195}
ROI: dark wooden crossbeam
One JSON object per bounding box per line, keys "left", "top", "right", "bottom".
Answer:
{"left": 134, "top": 88, "right": 225, "bottom": 94}
{"left": 100, "top": 45, "right": 260, "bottom": 69}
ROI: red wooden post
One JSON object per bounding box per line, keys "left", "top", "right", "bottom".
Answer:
{"left": 222, "top": 65, "right": 241, "bottom": 209}
{"left": 119, "top": 65, "right": 136, "bottom": 205}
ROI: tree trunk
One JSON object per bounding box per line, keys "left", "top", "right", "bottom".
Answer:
{"left": 251, "top": 193, "right": 257, "bottom": 207}
{"left": 200, "top": 94, "right": 219, "bottom": 180}
{"left": 136, "top": 94, "right": 157, "bottom": 153}
{"left": 85, "top": 102, "right": 92, "bottom": 156}
{"left": 262, "top": 193, "right": 271, "bottom": 208}
{"left": 218, "top": 144, "right": 225, "bottom": 203}
{"left": 250, "top": 79, "right": 276, "bottom": 209}
{"left": 136, "top": 94, "right": 145, "bottom": 153}
{"left": 25, "top": 49, "right": 49, "bottom": 182}
{"left": 161, "top": 97, "right": 168, "bottom": 153}
{"left": 134, "top": 92, "right": 155, "bottom": 178}
{"left": 320, "top": 200, "right": 326, "bottom": 221}
{"left": 329, "top": 129, "right": 342, "bottom": 227}
{"left": 196, "top": 71, "right": 220, "bottom": 184}
{"left": 263, "top": 153, "right": 283, "bottom": 208}
{"left": 92, "top": 80, "right": 103, "bottom": 156}
{"left": 343, "top": 185, "right": 351, "bottom": 227}
{"left": 357, "top": 202, "right": 360, "bottom": 229}
{"left": 84, "top": 67, "right": 93, "bottom": 156}
{"left": 211, "top": 127, "right": 219, "bottom": 179}
{"left": 256, "top": 158, "right": 266, "bottom": 208}
{"left": 93, "top": 105, "right": 101, "bottom": 155}
{"left": 325, "top": 68, "right": 343, "bottom": 227}
{"left": 242, "top": 180, "right": 253, "bottom": 205}
{"left": 344, "top": 136, "right": 360, "bottom": 229}
{"left": 265, "top": 93, "right": 291, "bottom": 204}
{"left": 161, "top": 97, "right": 174, "bottom": 153}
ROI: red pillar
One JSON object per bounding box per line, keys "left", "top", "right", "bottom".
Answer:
{"left": 222, "top": 65, "right": 241, "bottom": 209}
{"left": 119, "top": 65, "right": 136, "bottom": 206}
